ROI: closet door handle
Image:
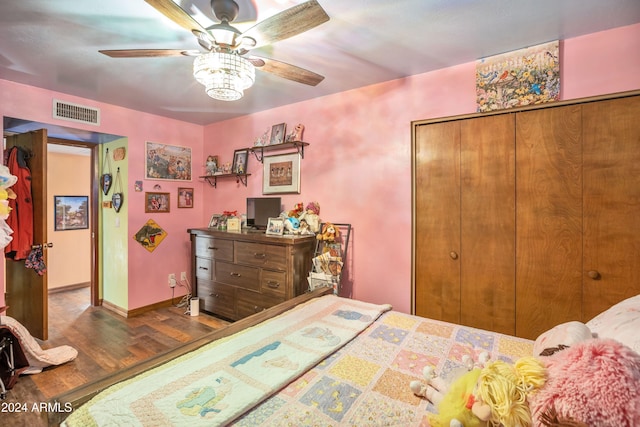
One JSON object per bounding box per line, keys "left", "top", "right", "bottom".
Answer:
{"left": 449, "top": 251, "right": 458, "bottom": 260}
{"left": 587, "top": 270, "right": 601, "bottom": 280}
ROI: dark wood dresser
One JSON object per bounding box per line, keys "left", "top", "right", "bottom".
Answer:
{"left": 188, "top": 228, "right": 315, "bottom": 320}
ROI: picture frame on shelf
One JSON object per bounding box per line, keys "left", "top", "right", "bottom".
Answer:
{"left": 208, "top": 214, "right": 222, "bottom": 228}
{"left": 145, "top": 141, "right": 192, "bottom": 181}
{"left": 266, "top": 217, "right": 284, "bottom": 236}
{"left": 177, "top": 187, "right": 194, "bottom": 208}
{"left": 144, "top": 192, "right": 170, "bottom": 213}
{"left": 269, "top": 123, "right": 286, "bottom": 145}
{"left": 232, "top": 149, "right": 248, "bottom": 174}
{"left": 263, "top": 152, "right": 301, "bottom": 194}
{"left": 54, "top": 195, "right": 89, "bottom": 231}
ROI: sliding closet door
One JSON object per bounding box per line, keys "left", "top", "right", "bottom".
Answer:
{"left": 515, "top": 105, "right": 583, "bottom": 339}
{"left": 414, "top": 121, "right": 461, "bottom": 323}
{"left": 460, "top": 115, "right": 516, "bottom": 335}
{"left": 582, "top": 95, "right": 640, "bottom": 320}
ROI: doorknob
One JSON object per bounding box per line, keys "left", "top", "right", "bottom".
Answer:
{"left": 31, "top": 243, "right": 53, "bottom": 250}
{"left": 449, "top": 251, "right": 458, "bottom": 260}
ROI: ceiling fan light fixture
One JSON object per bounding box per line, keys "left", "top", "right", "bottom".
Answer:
{"left": 193, "top": 52, "right": 255, "bottom": 101}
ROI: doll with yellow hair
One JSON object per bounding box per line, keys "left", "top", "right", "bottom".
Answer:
{"left": 411, "top": 356, "right": 546, "bottom": 427}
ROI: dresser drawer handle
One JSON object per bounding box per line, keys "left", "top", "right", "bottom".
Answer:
{"left": 198, "top": 266, "right": 209, "bottom": 271}
{"left": 208, "top": 246, "right": 218, "bottom": 250}
{"left": 209, "top": 293, "right": 219, "bottom": 298}
{"left": 267, "top": 281, "right": 280, "bottom": 289}
{"left": 253, "top": 253, "right": 267, "bottom": 259}
{"left": 229, "top": 272, "right": 242, "bottom": 277}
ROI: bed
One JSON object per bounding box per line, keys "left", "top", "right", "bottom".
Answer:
{"left": 53, "top": 289, "right": 640, "bottom": 426}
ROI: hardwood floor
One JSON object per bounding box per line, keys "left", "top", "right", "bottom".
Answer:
{"left": 2, "top": 287, "right": 229, "bottom": 426}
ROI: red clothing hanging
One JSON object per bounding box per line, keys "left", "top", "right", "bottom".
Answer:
{"left": 4, "top": 147, "right": 33, "bottom": 261}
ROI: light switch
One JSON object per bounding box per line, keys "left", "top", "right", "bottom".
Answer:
{"left": 115, "top": 217, "right": 120, "bottom": 227}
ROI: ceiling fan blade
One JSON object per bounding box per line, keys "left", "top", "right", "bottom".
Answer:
{"left": 99, "top": 49, "right": 199, "bottom": 58}
{"left": 248, "top": 56, "right": 324, "bottom": 86}
{"left": 240, "top": 0, "right": 329, "bottom": 49}
{"left": 145, "top": 0, "right": 212, "bottom": 41}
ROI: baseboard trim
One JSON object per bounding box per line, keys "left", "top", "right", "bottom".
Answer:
{"left": 101, "top": 297, "right": 179, "bottom": 318}
{"left": 48, "top": 282, "right": 90, "bottom": 294}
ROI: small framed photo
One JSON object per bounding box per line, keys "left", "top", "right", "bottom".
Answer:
{"left": 55, "top": 195, "right": 89, "bottom": 231}
{"left": 208, "top": 214, "right": 222, "bottom": 228}
{"left": 232, "top": 149, "right": 249, "bottom": 174}
{"left": 269, "top": 123, "right": 286, "bottom": 145}
{"left": 227, "top": 217, "right": 241, "bottom": 232}
{"left": 177, "top": 187, "right": 194, "bottom": 208}
{"left": 145, "top": 192, "right": 170, "bottom": 213}
{"left": 266, "top": 217, "right": 284, "bottom": 236}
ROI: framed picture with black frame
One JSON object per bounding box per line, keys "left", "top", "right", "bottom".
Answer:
{"left": 232, "top": 149, "right": 249, "bottom": 174}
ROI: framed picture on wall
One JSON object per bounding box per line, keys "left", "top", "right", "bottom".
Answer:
{"left": 54, "top": 195, "right": 89, "bottom": 231}
{"left": 177, "top": 187, "right": 194, "bottom": 208}
{"left": 145, "top": 192, "right": 170, "bottom": 213}
{"left": 145, "top": 141, "right": 192, "bottom": 181}
{"left": 263, "top": 153, "right": 301, "bottom": 194}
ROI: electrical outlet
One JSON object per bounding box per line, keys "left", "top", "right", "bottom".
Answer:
{"left": 180, "top": 271, "right": 187, "bottom": 281}
{"left": 168, "top": 273, "right": 176, "bottom": 288}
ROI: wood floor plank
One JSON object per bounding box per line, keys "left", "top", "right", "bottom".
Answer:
{"left": 2, "top": 287, "right": 228, "bottom": 426}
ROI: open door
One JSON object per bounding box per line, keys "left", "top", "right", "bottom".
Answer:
{"left": 5, "top": 129, "right": 49, "bottom": 340}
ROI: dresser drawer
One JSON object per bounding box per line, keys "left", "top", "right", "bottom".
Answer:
{"left": 197, "top": 280, "right": 235, "bottom": 319}
{"left": 236, "top": 288, "right": 284, "bottom": 318}
{"left": 195, "top": 257, "right": 213, "bottom": 281}
{"left": 235, "top": 241, "right": 287, "bottom": 270}
{"left": 261, "top": 269, "right": 287, "bottom": 299}
{"left": 215, "top": 261, "right": 259, "bottom": 291}
{"left": 195, "top": 236, "right": 233, "bottom": 261}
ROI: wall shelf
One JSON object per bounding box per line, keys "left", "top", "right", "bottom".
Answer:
{"left": 200, "top": 173, "right": 250, "bottom": 188}
{"left": 249, "top": 141, "right": 309, "bottom": 162}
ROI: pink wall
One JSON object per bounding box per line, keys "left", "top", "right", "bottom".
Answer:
{"left": 0, "top": 81, "right": 204, "bottom": 310}
{"left": 203, "top": 23, "right": 640, "bottom": 313}
{"left": 1, "top": 23, "right": 639, "bottom": 313}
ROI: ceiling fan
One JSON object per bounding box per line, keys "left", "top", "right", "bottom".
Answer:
{"left": 100, "top": 0, "right": 330, "bottom": 100}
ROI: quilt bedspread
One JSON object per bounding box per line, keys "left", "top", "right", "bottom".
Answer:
{"left": 231, "top": 311, "right": 534, "bottom": 426}
{"left": 62, "top": 295, "right": 392, "bottom": 427}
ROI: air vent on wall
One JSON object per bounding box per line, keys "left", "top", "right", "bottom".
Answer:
{"left": 53, "top": 99, "right": 100, "bottom": 126}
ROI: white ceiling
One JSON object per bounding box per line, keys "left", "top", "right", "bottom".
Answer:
{"left": 1, "top": 0, "right": 639, "bottom": 127}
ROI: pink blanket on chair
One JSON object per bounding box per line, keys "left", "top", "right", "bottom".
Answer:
{"left": 0, "top": 315, "right": 77, "bottom": 374}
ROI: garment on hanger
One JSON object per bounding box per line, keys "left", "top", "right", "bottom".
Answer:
{"left": 4, "top": 146, "right": 34, "bottom": 261}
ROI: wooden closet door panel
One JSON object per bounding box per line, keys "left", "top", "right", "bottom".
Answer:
{"left": 414, "top": 121, "right": 461, "bottom": 322}
{"left": 515, "top": 106, "right": 583, "bottom": 340}
{"left": 583, "top": 95, "right": 640, "bottom": 320}
{"left": 460, "top": 115, "right": 516, "bottom": 335}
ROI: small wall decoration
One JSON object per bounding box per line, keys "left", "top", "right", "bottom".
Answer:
{"left": 145, "top": 141, "right": 192, "bottom": 181}
{"left": 133, "top": 219, "right": 167, "bottom": 253}
{"left": 266, "top": 217, "right": 284, "bottom": 236}
{"left": 178, "top": 187, "right": 194, "bottom": 208}
{"left": 269, "top": 123, "right": 286, "bottom": 145}
{"left": 263, "top": 153, "right": 301, "bottom": 194}
{"left": 134, "top": 181, "right": 143, "bottom": 192}
{"left": 101, "top": 148, "right": 112, "bottom": 195}
{"left": 145, "top": 192, "right": 170, "bottom": 213}
{"left": 476, "top": 40, "right": 560, "bottom": 112}
{"left": 55, "top": 196, "right": 89, "bottom": 231}
{"left": 232, "top": 149, "right": 249, "bottom": 174}
{"left": 113, "top": 147, "right": 126, "bottom": 161}
{"left": 112, "top": 167, "right": 124, "bottom": 213}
